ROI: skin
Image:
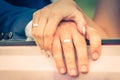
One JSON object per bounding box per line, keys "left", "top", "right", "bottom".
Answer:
{"left": 32, "top": 0, "right": 120, "bottom": 77}
{"left": 32, "top": 0, "right": 87, "bottom": 51}
{"left": 52, "top": 21, "right": 101, "bottom": 76}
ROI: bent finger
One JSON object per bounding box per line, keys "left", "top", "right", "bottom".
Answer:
{"left": 72, "top": 9, "right": 87, "bottom": 35}
{"left": 32, "top": 11, "right": 47, "bottom": 49}
{"left": 44, "top": 13, "right": 62, "bottom": 51}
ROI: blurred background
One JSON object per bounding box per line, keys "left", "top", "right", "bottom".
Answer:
{"left": 75, "top": 0, "right": 97, "bottom": 18}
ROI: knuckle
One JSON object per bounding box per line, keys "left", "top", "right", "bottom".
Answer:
{"left": 33, "top": 11, "right": 39, "bottom": 17}
{"left": 44, "top": 32, "right": 53, "bottom": 39}
{"left": 32, "top": 31, "right": 43, "bottom": 38}
{"left": 40, "top": 7, "right": 50, "bottom": 15}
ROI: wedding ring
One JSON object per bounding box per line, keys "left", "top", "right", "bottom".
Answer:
{"left": 63, "top": 39, "right": 71, "bottom": 43}
{"left": 32, "top": 23, "right": 38, "bottom": 27}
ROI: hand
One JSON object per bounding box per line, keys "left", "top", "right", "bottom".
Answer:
{"left": 52, "top": 21, "right": 101, "bottom": 76}
{"left": 32, "top": 0, "right": 87, "bottom": 51}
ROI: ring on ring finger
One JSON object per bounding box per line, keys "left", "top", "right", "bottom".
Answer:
{"left": 32, "top": 23, "right": 38, "bottom": 27}
{"left": 63, "top": 39, "right": 71, "bottom": 43}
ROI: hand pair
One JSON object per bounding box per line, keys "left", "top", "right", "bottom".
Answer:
{"left": 32, "top": 0, "right": 101, "bottom": 76}
{"left": 52, "top": 21, "right": 101, "bottom": 76}
{"left": 32, "top": 21, "right": 101, "bottom": 76}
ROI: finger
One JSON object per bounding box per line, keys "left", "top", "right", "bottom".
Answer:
{"left": 33, "top": 10, "right": 48, "bottom": 49}
{"left": 43, "top": 13, "right": 62, "bottom": 51}
{"left": 86, "top": 26, "right": 101, "bottom": 60}
{"left": 60, "top": 33, "right": 78, "bottom": 76}
{"left": 72, "top": 9, "right": 87, "bottom": 35}
{"left": 52, "top": 35, "right": 66, "bottom": 74}
{"left": 71, "top": 26, "right": 89, "bottom": 73}
{"left": 32, "top": 27, "right": 42, "bottom": 49}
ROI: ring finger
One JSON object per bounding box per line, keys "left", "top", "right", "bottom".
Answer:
{"left": 60, "top": 32, "right": 78, "bottom": 76}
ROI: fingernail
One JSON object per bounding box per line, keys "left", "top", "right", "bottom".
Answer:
{"left": 80, "top": 65, "right": 88, "bottom": 73}
{"left": 82, "top": 26, "right": 86, "bottom": 35}
{"left": 78, "top": 23, "right": 86, "bottom": 35}
{"left": 92, "top": 52, "right": 99, "bottom": 60}
{"left": 60, "top": 67, "right": 66, "bottom": 74}
{"left": 70, "top": 68, "right": 77, "bottom": 76}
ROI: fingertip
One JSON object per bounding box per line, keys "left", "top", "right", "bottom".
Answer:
{"left": 59, "top": 67, "right": 66, "bottom": 74}
{"left": 91, "top": 52, "right": 100, "bottom": 61}
{"left": 69, "top": 68, "right": 78, "bottom": 77}
{"left": 79, "top": 65, "right": 89, "bottom": 74}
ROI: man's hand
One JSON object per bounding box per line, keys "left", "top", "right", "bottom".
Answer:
{"left": 52, "top": 21, "right": 101, "bottom": 76}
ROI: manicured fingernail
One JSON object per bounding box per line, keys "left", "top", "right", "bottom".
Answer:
{"left": 78, "top": 23, "right": 86, "bottom": 35}
{"left": 82, "top": 26, "right": 86, "bottom": 35}
{"left": 92, "top": 52, "right": 99, "bottom": 60}
{"left": 70, "top": 68, "right": 77, "bottom": 76}
{"left": 60, "top": 67, "right": 66, "bottom": 74}
{"left": 80, "top": 65, "right": 88, "bottom": 73}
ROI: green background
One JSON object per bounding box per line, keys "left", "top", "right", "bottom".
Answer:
{"left": 75, "top": 0, "right": 97, "bottom": 18}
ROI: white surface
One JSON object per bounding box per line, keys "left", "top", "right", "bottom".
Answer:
{"left": 0, "top": 45, "right": 120, "bottom": 80}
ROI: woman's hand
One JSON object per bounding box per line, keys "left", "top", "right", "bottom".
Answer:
{"left": 32, "top": 0, "right": 87, "bottom": 51}
{"left": 52, "top": 21, "right": 101, "bottom": 76}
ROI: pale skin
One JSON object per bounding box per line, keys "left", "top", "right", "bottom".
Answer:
{"left": 32, "top": 0, "right": 87, "bottom": 51}
{"left": 52, "top": 21, "right": 101, "bottom": 76}
{"left": 32, "top": 0, "right": 120, "bottom": 76}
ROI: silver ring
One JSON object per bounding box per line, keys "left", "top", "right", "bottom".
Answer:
{"left": 32, "top": 23, "right": 38, "bottom": 27}
{"left": 63, "top": 39, "right": 71, "bottom": 43}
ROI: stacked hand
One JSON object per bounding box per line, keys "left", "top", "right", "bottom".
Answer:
{"left": 32, "top": 0, "right": 87, "bottom": 51}
{"left": 52, "top": 21, "right": 101, "bottom": 76}
{"left": 32, "top": 0, "right": 101, "bottom": 76}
